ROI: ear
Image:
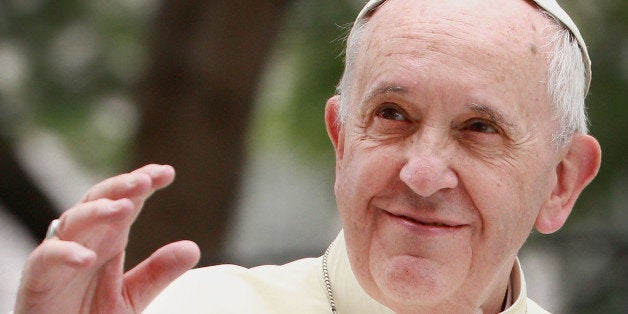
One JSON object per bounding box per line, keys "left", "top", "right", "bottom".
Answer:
{"left": 325, "top": 95, "right": 345, "bottom": 161}
{"left": 535, "top": 134, "right": 601, "bottom": 234}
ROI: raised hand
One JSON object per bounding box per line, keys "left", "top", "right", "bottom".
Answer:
{"left": 14, "top": 164, "right": 200, "bottom": 313}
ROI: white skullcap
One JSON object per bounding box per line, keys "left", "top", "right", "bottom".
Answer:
{"left": 353, "top": 0, "right": 591, "bottom": 96}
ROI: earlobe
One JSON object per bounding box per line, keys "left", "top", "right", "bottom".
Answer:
{"left": 535, "top": 134, "right": 601, "bottom": 234}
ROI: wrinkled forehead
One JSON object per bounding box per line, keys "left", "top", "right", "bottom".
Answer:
{"left": 351, "top": 0, "right": 591, "bottom": 95}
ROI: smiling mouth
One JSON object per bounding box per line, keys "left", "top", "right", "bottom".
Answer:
{"left": 402, "top": 216, "right": 451, "bottom": 227}
{"left": 390, "top": 212, "right": 462, "bottom": 228}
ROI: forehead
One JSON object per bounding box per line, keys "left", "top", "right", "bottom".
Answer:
{"left": 365, "top": 0, "right": 546, "bottom": 43}
{"left": 349, "top": 0, "right": 554, "bottom": 114}
{"left": 359, "top": 0, "right": 550, "bottom": 85}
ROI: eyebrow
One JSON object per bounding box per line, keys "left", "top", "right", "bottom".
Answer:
{"left": 363, "top": 85, "right": 407, "bottom": 104}
{"left": 469, "top": 103, "right": 513, "bottom": 127}
{"left": 362, "top": 85, "right": 515, "bottom": 128}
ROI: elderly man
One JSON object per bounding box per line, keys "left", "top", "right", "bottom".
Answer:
{"left": 14, "top": 0, "right": 601, "bottom": 313}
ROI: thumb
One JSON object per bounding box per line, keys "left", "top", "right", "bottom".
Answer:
{"left": 123, "top": 240, "right": 200, "bottom": 311}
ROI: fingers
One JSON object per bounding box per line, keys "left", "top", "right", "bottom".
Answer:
{"left": 25, "top": 241, "right": 96, "bottom": 279}
{"left": 55, "top": 198, "right": 135, "bottom": 252}
{"left": 79, "top": 164, "right": 175, "bottom": 206}
{"left": 53, "top": 164, "right": 175, "bottom": 262}
{"left": 17, "top": 196, "right": 141, "bottom": 312}
{"left": 15, "top": 164, "right": 178, "bottom": 314}
{"left": 132, "top": 164, "right": 176, "bottom": 191}
{"left": 123, "top": 241, "right": 201, "bottom": 311}
{"left": 15, "top": 241, "right": 96, "bottom": 312}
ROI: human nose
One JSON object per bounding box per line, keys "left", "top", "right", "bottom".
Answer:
{"left": 399, "top": 138, "right": 459, "bottom": 197}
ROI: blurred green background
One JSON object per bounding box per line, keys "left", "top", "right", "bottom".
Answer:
{"left": 0, "top": 0, "right": 625, "bottom": 312}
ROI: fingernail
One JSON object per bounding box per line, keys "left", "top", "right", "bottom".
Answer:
{"left": 149, "top": 165, "right": 164, "bottom": 177}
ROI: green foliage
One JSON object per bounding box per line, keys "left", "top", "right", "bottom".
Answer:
{"left": 253, "top": 0, "right": 358, "bottom": 165}
{"left": 0, "top": 0, "right": 152, "bottom": 173}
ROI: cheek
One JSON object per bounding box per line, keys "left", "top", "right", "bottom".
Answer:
{"left": 337, "top": 143, "right": 401, "bottom": 201}
{"left": 335, "top": 144, "right": 403, "bottom": 234}
{"left": 462, "top": 156, "right": 553, "bottom": 243}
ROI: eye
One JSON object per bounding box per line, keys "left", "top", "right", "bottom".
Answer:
{"left": 376, "top": 106, "right": 407, "bottom": 121}
{"left": 464, "top": 119, "right": 498, "bottom": 134}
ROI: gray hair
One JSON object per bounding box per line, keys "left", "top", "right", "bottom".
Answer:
{"left": 335, "top": 5, "right": 589, "bottom": 148}
{"left": 543, "top": 12, "right": 589, "bottom": 146}
{"left": 336, "top": 15, "right": 369, "bottom": 125}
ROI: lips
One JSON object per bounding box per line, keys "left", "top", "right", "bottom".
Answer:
{"left": 384, "top": 210, "right": 465, "bottom": 229}
{"left": 412, "top": 220, "right": 451, "bottom": 227}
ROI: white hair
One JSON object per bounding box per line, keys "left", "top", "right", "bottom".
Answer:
{"left": 336, "top": 6, "right": 589, "bottom": 148}
{"left": 336, "top": 15, "right": 368, "bottom": 125}
{"left": 543, "top": 12, "right": 589, "bottom": 146}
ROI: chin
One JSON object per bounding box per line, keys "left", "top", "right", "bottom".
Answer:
{"left": 372, "top": 254, "right": 460, "bottom": 309}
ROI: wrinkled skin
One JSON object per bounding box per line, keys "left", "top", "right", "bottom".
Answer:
{"left": 15, "top": 164, "right": 200, "bottom": 313}
{"left": 14, "top": 0, "right": 601, "bottom": 313}
{"left": 325, "top": 0, "right": 601, "bottom": 313}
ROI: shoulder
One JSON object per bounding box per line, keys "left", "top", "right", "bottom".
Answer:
{"left": 145, "top": 257, "right": 329, "bottom": 313}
